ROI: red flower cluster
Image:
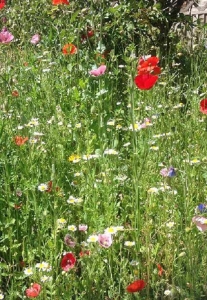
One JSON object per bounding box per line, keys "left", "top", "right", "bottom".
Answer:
{"left": 126, "top": 279, "right": 146, "bottom": 293}
{"left": 25, "top": 283, "right": 41, "bottom": 298}
{"left": 0, "top": 0, "right": 5, "bottom": 9}
{"left": 134, "top": 56, "right": 160, "bottom": 90}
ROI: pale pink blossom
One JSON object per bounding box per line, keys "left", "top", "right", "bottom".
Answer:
{"left": 78, "top": 224, "right": 88, "bottom": 232}
{"left": 30, "top": 34, "right": 41, "bottom": 45}
{"left": 0, "top": 27, "right": 14, "bottom": 43}
{"left": 192, "top": 216, "right": 207, "bottom": 232}
{"left": 98, "top": 233, "right": 112, "bottom": 248}
{"left": 89, "top": 65, "right": 106, "bottom": 77}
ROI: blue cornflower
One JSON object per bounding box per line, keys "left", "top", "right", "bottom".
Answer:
{"left": 197, "top": 204, "right": 207, "bottom": 213}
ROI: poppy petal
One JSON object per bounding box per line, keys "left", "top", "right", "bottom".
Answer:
{"left": 134, "top": 74, "right": 158, "bottom": 90}
{"left": 200, "top": 99, "right": 207, "bottom": 114}
{"left": 126, "top": 279, "right": 146, "bottom": 293}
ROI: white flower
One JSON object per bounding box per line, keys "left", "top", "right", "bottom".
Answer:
{"left": 104, "top": 149, "right": 118, "bottom": 155}
{"left": 0, "top": 293, "right": 4, "bottom": 300}
{"left": 104, "top": 227, "right": 118, "bottom": 235}
{"left": 87, "top": 235, "right": 99, "bottom": 243}
{"left": 164, "top": 290, "right": 172, "bottom": 296}
{"left": 38, "top": 183, "right": 48, "bottom": 192}
{"left": 35, "top": 261, "right": 51, "bottom": 271}
{"left": 148, "top": 187, "right": 159, "bottom": 194}
{"left": 41, "top": 275, "right": 52, "bottom": 282}
{"left": 124, "top": 241, "right": 135, "bottom": 247}
{"left": 68, "top": 225, "right": 77, "bottom": 232}
{"left": 166, "top": 221, "right": 175, "bottom": 229}
{"left": 24, "top": 267, "right": 33, "bottom": 276}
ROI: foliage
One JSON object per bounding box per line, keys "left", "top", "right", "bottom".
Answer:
{"left": 1, "top": 0, "right": 207, "bottom": 299}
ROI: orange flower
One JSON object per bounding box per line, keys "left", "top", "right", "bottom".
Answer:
{"left": 137, "top": 56, "right": 161, "bottom": 75}
{"left": 62, "top": 43, "right": 77, "bottom": 55}
{"left": 14, "top": 136, "right": 28, "bottom": 146}
{"left": 12, "top": 90, "right": 19, "bottom": 97}
{"left": 52, "top": 0, "right": 69, "bottom": 5}
{"left": 157, "top": 264, "right": 164, "bottom": 276}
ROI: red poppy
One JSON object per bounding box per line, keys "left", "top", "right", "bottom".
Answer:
{"left": 157, "top": 264, "right": 164, "bottom": 276}
{"left": 200, "top": 99, "right": 207, "bottom": 114}
{"left": 0, "top": 0, "right": 5, "bottom": 9}
{"left": 79, "top": 250, "right": 90, "bottom": 257}
{"left": 25, "top": 283, "right": 41, "bottom": 298}
{"left": 126, "top": 279, "right": 146, "bottom": 293}
{"left": 62, "top": 43, "right": 77, "bottom": 55}
{"left": 61, "top": 252, "right": 76, "bottom": 271}
{"left": 14, "top": 203, "right": 22, "bottom": 210}
{"left": 14, "top": 136, "right": 29, "bottom": 146}
{"left": 52, "top": 0, "right": 69, "bottom": 4}
{"left": 46, "top": 180, "right": 53, "bottom": 193}
{"left": 81, "top": 30, "right": 94, "bottom": 42}
{"left": 12, "top": 90, "right": 19, "bottom": 97}
{"left": 134, "top": 74, "right": 158, "bottom": 90}
{"left": 138, "top": 56, "right": 161, "bottom": 75}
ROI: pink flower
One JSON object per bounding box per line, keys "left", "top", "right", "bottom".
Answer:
{"left": 30, "top": 34, "right": 41, "bottom": 45}
{"left": 89, "top": 65, "right": 106, "bottom": 77}
{"left": 78, "top": 224, "right": 88, "bottom": 232}
{"left": 0, "top": 27, "right": 14, "bottom": 43}
{"left": 25, "top": 283, "right": 41, "bottom": 298}
{"left": 192, "top": 216, "right": 207, "bottom": 232}
{"left": 64, "top": 234, "right": 76, "bottom": 247}
{"left": 98, "top": 233, "right": 113, "bottom": 248}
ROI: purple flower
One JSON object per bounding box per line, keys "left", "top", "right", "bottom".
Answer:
{"left": 197, "top": 204, "right": 207, "bottom": 213}
{"left": 30, "top": 34, "right": 40, "bottom": 45}
{"left": 168, "top": 167, "right": 176, "bottom": 177}
{"left": 0, "top": 27, "right": 14, "bottom": 43}
{"left": 98, "top": 233, "right": 113, "bottom": 248}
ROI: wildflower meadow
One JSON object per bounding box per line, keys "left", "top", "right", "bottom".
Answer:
{"left": 1, "top": 0, "right": 207, "bottom": 299}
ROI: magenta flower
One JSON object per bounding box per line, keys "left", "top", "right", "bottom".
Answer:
{"left": 98, "top": 233, "right": 113, "bottom": 248}
{"left": 30, "top": 34, "right": 41, "bottom": 45}
{"left": 0, "top": 27, "right": 14, "bottom": 43}
{"left": 89, "top": 65, "right": 106, "bottom": 77}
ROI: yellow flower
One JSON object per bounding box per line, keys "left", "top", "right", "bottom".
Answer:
{"left": 68, "top": 154, "right": 81, "bottom": 163}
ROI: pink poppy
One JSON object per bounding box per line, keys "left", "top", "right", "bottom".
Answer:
{"left": 78, "top": 224, "right": 88, "bottom": 232}
{"left": 89, "top": 65, "right": 106, "bottom": 77}
{"left": 0, "top": 27, "right": 14, "bottom": 43}
{"left": 192, "top": 216, "right": 207, "bottom": 232}
{"left": 98, "top": 233, "right": 112, "bottom": 248}
{"left": 25, "top": 283, "right": 41, "bottom": 298}
{"left": 30, "top": 34, "right": 41, "bottom": 45}
{"left": 134, "top": 74, "right": 158, "bottom": 90}
{"left": 61, "top": 252, "right": 76, "bottom": 271}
